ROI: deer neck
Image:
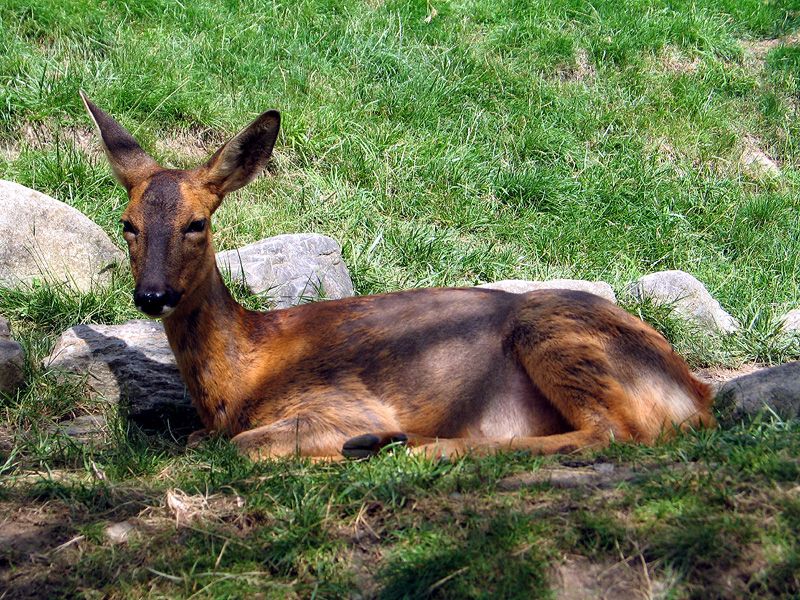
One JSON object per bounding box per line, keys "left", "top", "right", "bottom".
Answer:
{"left": 161, "top": 265, "right": 254, "bottom": 432}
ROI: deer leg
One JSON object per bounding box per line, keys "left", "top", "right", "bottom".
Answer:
{"left": 232, "top": 401, "right": 402, "bottom": 461}
{"left": 410, "top": 430, "right": 607, "bottom": 460}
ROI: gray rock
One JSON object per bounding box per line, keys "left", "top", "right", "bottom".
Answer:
{"left": 715, "top": 361, "right": 800, "bottom": 425}
{"left": 44, "top": 320, "right": 195, "bottom": 429}
{"left": 216, "top": 234, "right": 354, "bottom": 308}
{"left": 628, "top": 270, "right": 738, "bottom": 334}
{"left": 477, "top": 279, "right": 617, "bottom": 304}
{"left": 0, "top": 316, "right": 24, "bottom": 395}
{"left": 0, "top": 180, "right": 125, "bottom": 292}
{"left": 779, "top": 309, "right": 800, "bottom": 335}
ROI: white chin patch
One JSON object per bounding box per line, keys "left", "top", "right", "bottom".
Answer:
{"left": 136, "top": 305, "right": 176, "bottom": 318}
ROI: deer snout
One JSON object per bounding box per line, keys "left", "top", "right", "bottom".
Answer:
{"left": 134, "top": 287, "right": 183, "bottom": 317}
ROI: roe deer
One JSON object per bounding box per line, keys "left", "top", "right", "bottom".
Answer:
{"left": 81, "top": 92, "right": 715, "bottom": 461}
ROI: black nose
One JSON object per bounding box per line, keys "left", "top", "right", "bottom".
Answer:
{"left": 134, "top": 290, "right": 168, "bottom": 316}
{"left": 134, "top": 288, "right": 181, "bottom": 316}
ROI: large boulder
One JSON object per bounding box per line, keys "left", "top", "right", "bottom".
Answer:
{"left": 478, "top": 279, "right": 617, "bottom": 304}
{"left": 44, "top": 320, "right": 197, "bottom": 431}
{"left": 715, "top": 361, "right": 800, "bottom": 425}
{"left": 216, "top": 234, "right": 354, "bottom": 308}
{"left": 0, "top": 316, "right": 24, "bottom": 395}
{"left": 627, "top": 270, "right": 738, "bottom": 335}
{"left": 0, "top": 180, "right": 125, "bottom": 292}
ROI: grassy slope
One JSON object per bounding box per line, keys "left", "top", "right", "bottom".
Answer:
{"left": 1, "top": 0, "right": 800, "bottom": 597}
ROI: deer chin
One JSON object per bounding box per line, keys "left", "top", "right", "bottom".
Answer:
{"left": 136, "top": 304, "right": 177, "bottom": 319}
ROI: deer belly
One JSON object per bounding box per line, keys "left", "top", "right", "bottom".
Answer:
{"left": 468, "top": 368, "right": 568, "bottom": 439}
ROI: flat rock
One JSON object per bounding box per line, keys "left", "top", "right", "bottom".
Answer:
{"left": 44, "top": 320, "right": 196, "bottom": 431}
{"left": 0, "top": 180, "right": 124, "bottom": 292}
{"left": 0, "top": 316, "right": 24, "bottom": 395}
{"left": 478, "top": 279, "right": 617, "bottom": 304}
{"left": 715, "top": 361, "right": 800, "bottom": 425}
{"left": 627, "top": 270, "right": 738, "bottom": 334}
{"left": 216, "top": 233, "right": 354, "bottom": 308}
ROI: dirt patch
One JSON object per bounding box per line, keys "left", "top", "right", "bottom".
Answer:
{"left": 553, "top": 554, "right": 666, "bottom": 600}
{"left": 0, "top": 500, "right": 75, "bottom": 561}
{"left": 659, "top": 47, "right": 701, "bottom": 75}
{"left": 154, "top": 127, "right": 226, "bottom": 167}
{"left": 694, "top": 364, "right": 764, "bottom": 392}
{"left": 21, "top": 123, "right": 96, "bottom": 155}
{"left": 738, "top": 135, "right": 781, "bottom": 177}
{"left": 558, "top": 49, "right": 596, "bottom": 82}
{"left": 742, "top": 31, "right": 800, "bottom": 61}
{"left": 0, "top": 140, "right": 20, "bottom": 163}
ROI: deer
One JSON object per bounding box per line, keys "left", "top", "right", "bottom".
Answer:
{"left": 80, "top": 91, "right": 715, "bottom": 462}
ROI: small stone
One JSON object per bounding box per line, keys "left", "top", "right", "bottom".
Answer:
{"left": 0, "top": 180, "right": 125, "bottom": 292}
{"left": 104, "top": 521, "right": 135, "bottom": 544}
{"left": 216, "top": 234, "right": 355, "bottom": 308}
{"left": 592, "top": 463, "right": 615, "bottom": 475}
{"left": 715, "top": 361, "right": 800, "bottom": 425}
{"left": 0, "top": 316, "right": 24, "bottom": 395}
{"left": 477, "top": 279, "right": 617, "bottom": 304}
{"left": 627, "top": 270, "right": 738, "bottom": 334}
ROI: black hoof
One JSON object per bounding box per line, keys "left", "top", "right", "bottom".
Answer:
{"left": 341, "top": 432, "right": 409, "bottom": 459}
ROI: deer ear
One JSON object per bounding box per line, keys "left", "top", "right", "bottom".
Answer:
{"left": 201, "top": 110, "right": 280, "bottom": 197}
{"left": 80, "top": 91, "right": 159, "bottom": 191}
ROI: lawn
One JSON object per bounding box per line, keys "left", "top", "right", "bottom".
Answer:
{"left": 1, "top": 0, "right": 799, "bottom": 597}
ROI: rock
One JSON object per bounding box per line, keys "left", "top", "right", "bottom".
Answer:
{"left": 779, "top": 309, "right": 800, "bottom": 335}
{"left": 216, "top": 234, "right": 355, "bottom": 308}
{"left": 627, "top": 270, "right": 738, "bottom": 334}
{"left": 0, "top": 316, "right": 24, "bottom": 395}
{"left": 478, "top": 279, "right": 617, "bottom": 304}
{"left": 715, "top": 361, "right": 800, "bottom": 425}
{"left": 0, "top": 180, "right": 125, "bottom": 292}
{"left": 44, "top": 320, "right": 196, "bottom": 431}
{"left": 104, "top": 520, "right": 135, "bottom": 544}
{"left": 56, "top": 414, "right": 108, "bottom": 443}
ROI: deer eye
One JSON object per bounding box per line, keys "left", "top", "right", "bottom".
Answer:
{"left": 121, "top": 220, "right": 137, "bottom": 235}
{"left": 186, "top": 219, "right": 206, "bottom": 234}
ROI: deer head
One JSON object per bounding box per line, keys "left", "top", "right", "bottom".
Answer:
{"left": 81, "top": 92, "right": 280, "bottom": 317}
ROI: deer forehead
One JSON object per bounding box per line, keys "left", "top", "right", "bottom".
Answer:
{"left": 126, "top": 171, "right": 213, "bottom": 223}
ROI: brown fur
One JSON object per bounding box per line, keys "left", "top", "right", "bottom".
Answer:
{"left": 81, "top": 92, "right": 715, "bottom": 461}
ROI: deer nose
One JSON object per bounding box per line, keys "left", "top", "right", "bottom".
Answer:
{"left": 134, "top": 289, "right": 181, "bottom": 316}
{"left": 134, "top": 290, "right": 168, "bottom": 316}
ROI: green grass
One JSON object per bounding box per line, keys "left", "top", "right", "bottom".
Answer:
{"left": 1, "top": 0, "right": 800, "bottom": 597}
